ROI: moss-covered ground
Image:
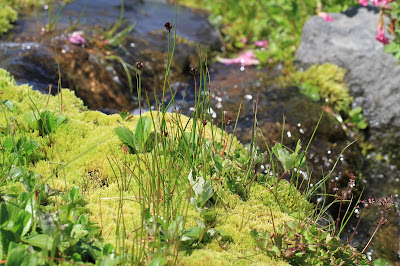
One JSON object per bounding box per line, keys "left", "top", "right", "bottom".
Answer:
{"left": 0, "top": 68, "right": 368, "bottom": 264}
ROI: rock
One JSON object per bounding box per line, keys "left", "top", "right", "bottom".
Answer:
{"left": 0, "top": 42, "right": 68, "bottom": 92}
{"left": 296, "top": 5, "right": 400, "bottom": 128}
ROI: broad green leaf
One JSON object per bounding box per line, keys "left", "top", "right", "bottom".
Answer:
{"left": 69, "top": 186, "right": 81, "bottom": 201}
{"left": 6, "top": 243, "right": 38, "bottom": 266}
{"left": 199, "top": 180, "right": 214, "bottom": 206}
{"left": 384, "top": 42, "right": 399, "bottom": 53}
{"left": 212, "top": 154, "right": 223, "bottom": 172}
{"left": 8, "top": 167, "right": 25, "bottom": 181}
{"left": 22, "top": 234, "right": 54, "bottom": 251}
{"left": 23, "top": 111, "right": 38, "bottom": 130}
{"left": 17, "top": 138, "right": 39, "bottom": 156}
{"left": 71, "top": 224, "right": 89, "bottom": 242}
{"left": 56, "top": 114, "right": 67, "bottom": 126}
{"left": 2, "top": 100, "right": 15, "bottom": 112}
{"left": 114, "top": 126, "right": 136, "bottom": 150}
{"left": 3, "top": 137, "right": 13, "bottom": 152}
{"left": 182, "top": 226, "right": 202, "bottom": 241}
{"left": 103, "top": 243, "right": 115, "bottom": 255}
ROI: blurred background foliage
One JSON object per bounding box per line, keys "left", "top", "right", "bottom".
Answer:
{"left": 178, "top": 0, "right": 357, "bottom": 64}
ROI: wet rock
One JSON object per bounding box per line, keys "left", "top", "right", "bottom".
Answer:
{"left": 296, "top": 6, "right": 400, "bottom": 128}
{"left": 0, "top": 0, "right": 221, "bottom": 111}
{"left": 0, "top": 42, "right": 68, "bottom": 92}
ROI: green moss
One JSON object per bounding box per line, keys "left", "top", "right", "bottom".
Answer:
{"left": 281, "top": 63, "right": 353, "bottom": 114}
{"left": 0, "top": 2, "right": 18, "bottom": 34}
{"left": 0, "top": 68, "right": 365, "bottom": 264}
{"left": 0, "top": 0, "right": 50, "bottom": 35}
{"left": 177, "top": 183, "right": 299, "bottom": 264}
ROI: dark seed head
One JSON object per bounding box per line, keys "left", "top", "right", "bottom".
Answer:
{"left": 134, "top": 61, "right": 144, "bottom": 70}
{"left": 190, "top": 67, "right": 198, "bottom": 75}
{"left": 202, "top": 120, "right": 207, "bottom": 126}
{"left": 165, "top": 22, "right": 172, "bottom": 32}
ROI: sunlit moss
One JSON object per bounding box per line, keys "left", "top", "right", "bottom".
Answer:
{"left": 280, "top": 63, "right": 353, "bottom": 114}
{"left": 0, "top": 3, "right": 17, "bottom": 34}
{"left": 0, "top": 0, "right": 45, "bottom": 35}
{"left": 178, "top": 184, "right": 293, "bottom": 264}
{"left": 0, "top": 68, "right": 342, "bottom": 264}
{"left": 178, "top": 248, "right": 290, "bottom": 265}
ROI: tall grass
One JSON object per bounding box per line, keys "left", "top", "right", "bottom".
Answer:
{"left": 109, "top": 12, "right": 371, "bottom": 263}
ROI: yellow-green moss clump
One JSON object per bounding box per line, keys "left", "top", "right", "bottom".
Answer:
{"left": 0, "top": 0, "right": 49, "bottom": 34}
{"left": 280, "top": 63, "right": 353, "bottom": 114}
{"left": 0, "top": 2, "right": 18, "bottom": 34}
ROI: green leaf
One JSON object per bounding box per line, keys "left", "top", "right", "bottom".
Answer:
{"left": 114, "top": 126, "right": 136, "bottom": 150}
{"left": 119, "top": 110, "right": 133, "bottom": 121}
{"left": 134, "top": 116, "right": 152, "bottom": 152}
{"left": 384, "top": 42, "right": 399, "bottom": 53}
{"left": 272, "top": 140, "right": 305, "bottom": 171}
{"left": 212, "top": 154, "right": 223, "bottom": 172}
{"left": 273, "top": 143, "right": 293, "bottom": 170}
{"left": 188, "top": 171, "right": 214, "bottom": 208}
{"left": 2, "top": 100, "right": 15, "bottom": 112}
{"left": 69, "top": 186, "right": 81, "bottom": 201}
{"left": 7, "top": 167, "right": 25, "bottom": 181}
{"left": 56, "top": 114, "right": 67, "bottom": 126}
{"left": 19, "top": 209, "right": 33, "bottom": 237}
{"left": 17, "top": 138, "right": 40, "bottom": 156}
{"left": 39, "top": 111, "right": 56, "bottom": 135}
{"left": 24, "top": 111, "right": 38, "bottom": 130}
{"left": 103, "top": 243, "right": 115, "bottom": 255}
{"left": 22, "top": 233, "right": 54, "bottom": 251}
{"left": 71, "top": 224, "right": 88, "bottom": 241}
{"left": 2, "top": 137, "right": 13, "bottom": 152}
{"left": 6, "top": 243, "right": 38, "bottom": 266}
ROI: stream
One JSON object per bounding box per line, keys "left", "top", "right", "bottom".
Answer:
{"left": 1, "top": 0, "right": 399, "bottom": 262}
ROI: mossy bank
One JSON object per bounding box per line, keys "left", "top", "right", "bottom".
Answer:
{"left": 0, "top": 68, "right": 367, "bottom": 264}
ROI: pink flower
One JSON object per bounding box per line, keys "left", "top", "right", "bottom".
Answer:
{"left": 376, "top": 26, "right": 390, "bottom": 45}
{"left": 254, "top": 40, "right": 269, "bottom": 48}
{"left": 318, "top": 12, "right": 334, "bottom": 22}
{"left": 241, "top": 37, "right": 248, "bottom": 44}
{"left": 371, "top": 0, "right": 379, "bottom": 5}
{"left": 357, "top": 0, "right": 368, "bottom": 6}
{"left": 68, "top": 31, "right": 86, "bottom": 45}
{"left": 371, "top": 0, "right": 389, "bottom": 6}
{"left": 120, "top": 146, "right": 128, "bottom": 154}
{"left": 217, "top": 50, "right": 260, "bottom": 66}
{"left": 103, "top": 39, "right": 109, "bottom": 45}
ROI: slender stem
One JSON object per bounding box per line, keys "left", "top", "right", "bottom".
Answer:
{"left": 333, "top": 199, "right": 342, "bottom": 237}
{"left": 361, "top": 207, "right": 387, "bottom": 254}
{"left": 346, "top": 210, "right": 364, "bottom": 245}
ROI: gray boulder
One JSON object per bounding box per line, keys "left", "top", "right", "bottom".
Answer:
{"left": 296, "top": 6, "right": 400, "bottom": 128}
